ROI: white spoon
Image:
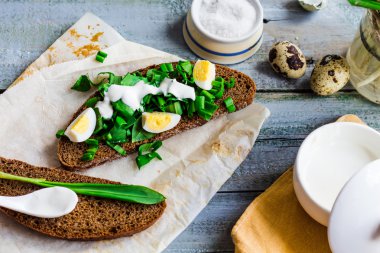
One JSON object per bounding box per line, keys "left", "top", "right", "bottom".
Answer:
{"left": 0, "top": 186, "right": 78, "bottom": 218}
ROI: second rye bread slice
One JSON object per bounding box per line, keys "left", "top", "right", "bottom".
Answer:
{"left": 58, "top": 63, "right": 256, "bottom": 170}
{"left": 0, "top": 157, "right": 166, "bottom": 240}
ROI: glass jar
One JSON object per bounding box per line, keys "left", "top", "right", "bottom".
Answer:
{"left": 347, "top": 10, "right": 380, "bottom": 104}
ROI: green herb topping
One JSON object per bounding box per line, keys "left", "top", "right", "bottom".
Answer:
{"left": 96, "top": 50, "right": 108, "bottom": 63}
{"left": 136, "top": 141, "right": 163, "bottom": 169}
{"left": 65, "top": 61, "right": 237, "bottom": 165}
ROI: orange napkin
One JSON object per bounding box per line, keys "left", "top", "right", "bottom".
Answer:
{"left": 231, "top": 114, "right": 365, "bottom": 253}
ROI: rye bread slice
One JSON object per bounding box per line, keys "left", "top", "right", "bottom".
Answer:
{"left": 0, "top": 157, "right": 166, "bottom": 240}
{"left": 58, "top": 63, "right": 256, "bottom": 170}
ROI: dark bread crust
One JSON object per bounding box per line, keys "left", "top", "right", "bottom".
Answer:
{"left": 58, "top": 62, "right": 256, "bottom": 170}
{"left": 0, "top": 157, "right": 166, "bottom": 240}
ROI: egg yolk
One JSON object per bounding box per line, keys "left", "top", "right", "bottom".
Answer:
{"left": 146, "top": 113, "right": 171, "bottom": 131}
{"left": 194, "top": 60, "right": 211, "bottom": 82}
{"left": 71, "top": 115, "right": 90, "bottom": 134}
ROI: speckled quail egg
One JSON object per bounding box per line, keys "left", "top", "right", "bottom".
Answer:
{"left": 269, "top": 41, "right": 307, "bottom": 79}
{"left": 310, "top": 55, "right": 350, "bottom": 96}
{"left": 299, "top": 0, "right": 327, "bottom": 11}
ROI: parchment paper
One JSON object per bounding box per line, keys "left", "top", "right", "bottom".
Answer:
{"left": 0, "top": 13, "right": 270, "bottom": 253}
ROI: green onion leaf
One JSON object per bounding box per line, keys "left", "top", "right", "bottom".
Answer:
{"left": 156, "top": 96, "right": 166, "bottom": 111}
{"left": 178, "top": 61, "right": 193, "bottom": 75}
{"left": 200, "top": 90, "right": 215, "bottom": 101}
{"left": 138, "top": 141, "right": 162, "bottom": 155}
{"left": 71, "top": 75, "right": 93, "bottom": 92}
{"left": 214, "top": 78, "right": 225, "bottom": 99}
{"left": 56, "top": 129, "right": 65, "bottom": 139}
{"left": 136, "top": 152, "right": 162, "bottom": 169}
{"left": 98, "top": 72, "right": 122, "bottom": 85}
{"left": 108, "top": 127, "right": 127, "bottom": 143}
{"left": 347, "top": 0, "right": 380, "bottom": 10}
{"left": 160, "top": 64, "right": 168, "bottom": 72}
{"left": 195, "top": 96, "right": 206, "bottom": 111}
{"left": 197, "top": 100, "right": 219, "bottom": 121}
{"left": 226, "top": 77, "right": 235, "bottom": 89}
{"left": 97, "top": 83, "right": 111, "bottom": 96}
{"left": 198, "top": 109, "right": 214, "bottom": 121}
{"left": 112, "top": 100, "right": 135, "bottom": 119}
{"left": 85, "top": 97, "right": 99, "bottom": 108}
{"left": 187, "top": 101, "right": 196, "bottom": 117}
{"left": 97, "top": 51, "right": 108, "bottom": 58}
{"left": 131, "top": 116, "right": 156, "bottom": 143}
{"left": 224, "top": 97, "right": 236, "bottom": 113}
{"left": 136, "top": 141, "right": 163, "bottom": 169}
{"left": 106, "top": 141, "right": 127, "bottom": 155}
{"left": 93, "top": 108, "right": 104, "bottom": 134}
{"left": 0, "top": 171, "right": 165, "bottom": 204}
{"left": 115, "top": 116, "right": 135, "bottom": 130}
{"left": 121, "top": 73, "right": 141, "bottom": 86}
{"left": 165, "top": 101, "right": 183, "bottom": 115}
{"left": 81, "top": 139, "right": 99, "bottom": 161}
{"left": 147, "top": 69, "right": 167, "bottom": 86}
{"left": 95, "top": 51, "right": 107, "bottom": 63}
{"left": 96, "top": 55, "right": 105, "bottom": 63}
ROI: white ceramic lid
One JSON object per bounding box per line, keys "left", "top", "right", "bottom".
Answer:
{"left": 328, "top": 159, "right": 380, "bottom": 253}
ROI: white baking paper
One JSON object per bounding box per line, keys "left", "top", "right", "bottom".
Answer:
{"left": 0, "top": 13, "right": 270, "bottom": 253}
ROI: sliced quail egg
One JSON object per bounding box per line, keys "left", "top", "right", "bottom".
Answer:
{"left": 299, "top": 0, "right": 327, "bottom": 11}
{"left": 193, "top": 60, "right": 215, "bottom": 90}
{"left": 310, "top": 55, "right": 350, "bottom": 96}
{"left": 64, "top": 108, "right": 96, "bottom": 142}
{"left": 269, "top": 41, "right": 307, "bottom": 79}
{"left": 142, "top": 112, "right": 181, "bottom": 134}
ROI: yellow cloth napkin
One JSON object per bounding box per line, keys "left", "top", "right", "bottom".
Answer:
{"left": 231, "top": 114, "right": 365, "bottom": 253}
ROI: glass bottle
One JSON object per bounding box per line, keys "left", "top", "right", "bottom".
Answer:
{"left": 347, "top": 10, "right": 380, "bottom": 104}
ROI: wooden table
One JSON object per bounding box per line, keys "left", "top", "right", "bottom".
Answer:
{"left": 0, "top": 0, "right": 370, "bottom": 252}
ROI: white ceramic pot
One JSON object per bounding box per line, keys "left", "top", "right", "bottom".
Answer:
{"left": 294, "top": 122, "right": 380, "bottom": 226}
{"left": 183, "top": 0, "right": 264, "bottom": 64}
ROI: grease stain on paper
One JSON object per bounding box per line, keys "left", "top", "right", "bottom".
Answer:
{"left": 91, "top": 32, "right": 104, "bottom": 42}
{"left": 69, "top": 29, "right": 88, "bottom": 39}
{"left": 73, "top": 44, "right": 101, "bottom": 57}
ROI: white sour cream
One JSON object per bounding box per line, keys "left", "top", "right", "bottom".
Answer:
{"left": 95, "top": 78, "right": 195, "bottom": 119}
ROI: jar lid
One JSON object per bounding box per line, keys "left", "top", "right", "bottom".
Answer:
{"left": 328, "top": 159, "right": 380, "bottom": 252}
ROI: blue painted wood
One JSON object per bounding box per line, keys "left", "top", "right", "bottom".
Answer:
{"left": 0, "top": 0, "right": 368, "bottom": 252}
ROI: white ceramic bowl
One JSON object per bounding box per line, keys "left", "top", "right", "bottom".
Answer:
{"left": 294, "top": 122, "right": 380, "bottom": 226}
{"left": 183, "top": 0, "right": 264, "bottom": 64}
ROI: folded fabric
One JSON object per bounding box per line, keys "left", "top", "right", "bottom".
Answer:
{"left": 231, "top": 115, "right": 365, "bottom": 253}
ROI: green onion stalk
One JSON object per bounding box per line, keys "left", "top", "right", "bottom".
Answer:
{"left": 348, "top": 0, "right": 380, "bottom": 10}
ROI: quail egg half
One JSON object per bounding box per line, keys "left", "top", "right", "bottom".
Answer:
{"left": 269, "top": 41, "right": 307, "bottom": 79}
{"left": 299, "top": 0, "right": 328, "bottom": 11}
{"left": 310, "top": 55, "right": 350, "bottom": 96}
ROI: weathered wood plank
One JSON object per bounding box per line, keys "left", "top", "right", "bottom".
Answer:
{"left": 164, "top": 192, "right": 261, "bottom": 253}
{"left": 0, "top": 0, "right": 362, "bottom": 90}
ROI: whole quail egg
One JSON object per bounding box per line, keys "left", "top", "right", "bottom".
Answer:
{"left": 299, "top": 0, "right": 328, "bottom": 11}
{"left": 310, "top": 55, "right": 350, "bottom": 96}
{"left": 269, "top": 41, "right": 307, "bottom": 79}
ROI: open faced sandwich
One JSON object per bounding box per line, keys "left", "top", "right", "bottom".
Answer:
{"left": 57, "top": 60, "right": 256, "bottom": 170}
